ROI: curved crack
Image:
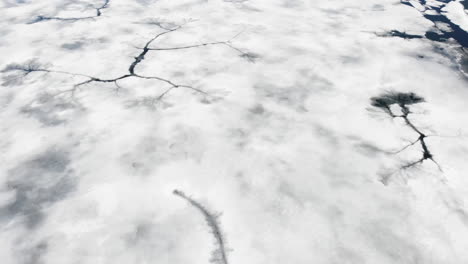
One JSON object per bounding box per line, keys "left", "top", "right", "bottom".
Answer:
{"left": 173, "top": 190, "right": 229, "bottom": 264}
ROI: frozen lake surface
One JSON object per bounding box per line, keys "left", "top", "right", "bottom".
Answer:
{"left": 1, "top": 0, "right": 468, "bottom": 263}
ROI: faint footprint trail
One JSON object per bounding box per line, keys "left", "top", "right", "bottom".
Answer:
{"left": 30, "top": 0, "right": 111, "bottom": 24}
{"left": 173, "top": 190, "right": 229, "bottom": 264}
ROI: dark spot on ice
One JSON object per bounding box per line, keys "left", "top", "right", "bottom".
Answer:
{"left": 61, "top": 41, "right": 85, "bottom": 50}
{"left": 0, "top": 149, "right": 75, "bottom": 229}
{"left": 460, "top": 51, "right": 468, "bottom": 74}
{"left": 372, "top": 4, "right": 385, "bottom": 11}
{"left": 21, "top": 93, "right": 83, "bottom": 126}
{"left": 21, "top": 241, "right": 48, "bottom": 264}
{"left": 371, "top": 92, "right": 424, "bottom": 109}
{"left": 240, "top": 52, "right": 260, "bottom": 63}
{"left": 249, "top": 104, "right": 265, "bottom": 115}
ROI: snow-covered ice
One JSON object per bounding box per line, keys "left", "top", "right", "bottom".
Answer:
{"left": 1, "top": 0, "right": 468, "bottom": 263}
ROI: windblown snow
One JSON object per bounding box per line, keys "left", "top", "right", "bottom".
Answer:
{"left": 1, "top": 0, "right": 468, "bottom": 264}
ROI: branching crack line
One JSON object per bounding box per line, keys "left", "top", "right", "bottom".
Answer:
{"left": 375, "top": 30, "right": 423, "bottom": 40}
{"left": 173, "top": 190, "right": 229, "bottom": 264}
{"left": 2, "top": 22, "right": 252, "bottom": 103}
{"left": 371, "top": 92, "right": 442, "bottom": 173}
{"left": 30, "top": 0, "right": 111, "bottom": 24}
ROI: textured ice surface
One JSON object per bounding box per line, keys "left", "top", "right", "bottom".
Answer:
{"left": 1, "top": 0, "right": 468, "bottom": 263}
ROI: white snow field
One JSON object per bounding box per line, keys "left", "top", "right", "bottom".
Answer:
{"left": 1, "top": 0, "right": 468, "bottom": 263}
